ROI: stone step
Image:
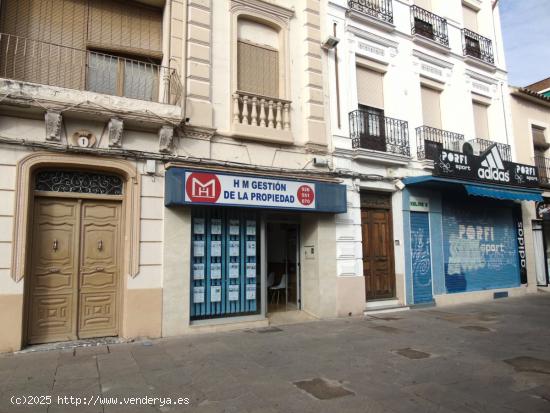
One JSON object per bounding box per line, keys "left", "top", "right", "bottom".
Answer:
{"left": 364, "top": 305, "right": 410, "bottom": 316}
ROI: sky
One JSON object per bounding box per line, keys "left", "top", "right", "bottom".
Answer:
{"left": 499, "top": 0, "right": 550, "bottom": 87}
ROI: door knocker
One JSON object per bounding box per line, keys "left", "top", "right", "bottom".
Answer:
{"left": 98, "top": 240, "right": 103, "bottom": 251}
{"left": 53, "top": 239, "right": 58, "bottom": 251}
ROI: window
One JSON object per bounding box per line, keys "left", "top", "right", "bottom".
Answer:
{"left": 356, "top": 65, "right": 384, "bottom": 110}
{"left": 237, "top": 19, "right": 280, "bottom": 98}
{"left": 356, "top": 66, "right": 386, "bottom": 151}
{"left": 462, "top": 4, "right": 478, "bottom": 32}
{"left": 421, "top": 86, "right": 442, "bottom": 129}
{"left": 87, "top": 52, "right": 160, "bottom": 101}
{"left": 415, "top": 0, "right": 432, "bottom": 10}
{"left": 472, "top": 101, "right": 490, "bottom": 139}
{"left": 532, "top": 126, "right": 548, "bottom": 150}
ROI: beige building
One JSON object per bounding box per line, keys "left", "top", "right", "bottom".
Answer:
{"left": 510, "top": 86, "right": 550, "bottom": 287}
{"left": 0, "top": 0, "right": 349, "bottom": 353}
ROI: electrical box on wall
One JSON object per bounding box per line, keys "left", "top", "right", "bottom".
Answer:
{"left": 304, "top": 245, "right": 315, "bottom": 260}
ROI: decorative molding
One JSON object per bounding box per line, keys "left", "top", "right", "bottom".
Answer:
{"left": 70, "top": 130, "right": 97, "bottom": 148}
{"left": 347, "top": 25, "right": 398, "bottom": 49}
{"left": 108, "top": 118, "right": 124, "bottom": 148}
{"left": 412, "top": 49, "right": 454, "bottom": 69}
{"left": 184, "top": 125, "right": 216, "bottom": 141}
{"left": 159, "top": 125, "right": 175, "bottom": 153}
{"left": 44, "top": 111, "right": 62, "bottom": 142}
{"left": 230, "top": 0, "right": 294, "bottom": 26}
{"left": 11, "top": 152, "right": 141, "bottom": 282}
{"left": 465, "top": 68, "right": 498, "bottom": 85}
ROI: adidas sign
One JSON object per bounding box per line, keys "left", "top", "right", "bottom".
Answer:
{"left": 477, "top": 146, "right": 510, "bottom": 182}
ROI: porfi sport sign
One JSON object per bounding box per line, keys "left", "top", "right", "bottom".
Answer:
{"left": 184, "top": 171, "right": 316, "bottom": 210}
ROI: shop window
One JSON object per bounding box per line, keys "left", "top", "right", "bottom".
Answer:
{"left": 191, "top": 208, "right": 260, "bottom": 321}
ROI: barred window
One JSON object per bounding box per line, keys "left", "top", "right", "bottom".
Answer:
{"left": 35, "top": 170, "right": 123, "bottom": 195}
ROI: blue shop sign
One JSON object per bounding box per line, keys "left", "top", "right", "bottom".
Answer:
{"left": 165, "top": 167, "right": 347, "bottom": 213}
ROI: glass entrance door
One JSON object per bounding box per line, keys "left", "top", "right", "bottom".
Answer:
{"left": 266, "top": 222, "right": 300, "bottom": 313}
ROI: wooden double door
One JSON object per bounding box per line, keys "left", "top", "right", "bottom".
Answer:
{"left": 361, "top": 194, "right": 396, "bottom": 300}
{"left": 27, "top": 197, "right": 122, "bottom": 344}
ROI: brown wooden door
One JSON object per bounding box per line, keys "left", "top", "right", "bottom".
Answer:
{"left": 361, "top": 208, "right": 395, "bottom": 300}
{"left": 28, "top": 199, "right": 80, "bottom": 344}
{"left": 78, "top": 201, "right": 121, "bottom": 338}
{"left": 28, "top": 198, "right": 121, "bottom": 344}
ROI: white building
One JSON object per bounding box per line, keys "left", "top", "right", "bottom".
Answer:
{"left": 325, "top": 0, "right": 541, "bottom": 312}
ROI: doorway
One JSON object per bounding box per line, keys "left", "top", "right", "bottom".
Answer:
{"left": 360, "top": 192, "right": 396, "bottom": 300}
{"left": 266, "top": 222, "right": 300, "bottom": 313}
{"left": 27, "top": 197, "right": 122, "bottom": 344}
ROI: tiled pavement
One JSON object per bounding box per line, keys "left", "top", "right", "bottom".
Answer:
{"left": 1, "top": 294, "right": 550, "bottom": 412}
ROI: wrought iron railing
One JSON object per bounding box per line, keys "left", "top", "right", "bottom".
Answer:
{"left": 416, "top": 126, "right": 464, "bottom": 160}
{"left": 0, "top": 33, "right": 182, "bottom": 105}
{"left": 410, "top": 5, "right": 449, "bottom": 47}
{"left": 350, "top": 110, "right": 410, "bottom": 156}
{"left": 468, "top": 138, "right": 511, "bottom": 161}
{"left": 462, "top": 29, "right": 494, "bottom": 64}
{"left": 348, "top": 0, "right": 394, "bottom": 24}
{"left": 535, "top": 155, "right": 550, "bottom": 186}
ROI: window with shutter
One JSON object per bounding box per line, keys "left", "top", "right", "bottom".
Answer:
{"left": 237, "top": 41, "right": 279, "bottom": 98}
{"left": 356, "top": 65, "right": 384, "bottom": 110}
{"left": 421, "top": 86, "right": 442, "bottom": 129}
{"left": 472, "top": 101, "right": 490, "bottom": 139}
{"left": 237, "top": 19, "right": 280, "bottom": 98}
{"left": 462, "top": 5, "right": 478, "bottom": 32}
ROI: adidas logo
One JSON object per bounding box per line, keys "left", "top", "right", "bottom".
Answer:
{"left": 478, "top": 145, "right": 510, "bottom": 182}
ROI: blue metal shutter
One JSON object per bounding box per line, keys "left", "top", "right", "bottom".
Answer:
{"left": 442, "top": 200, "right": 520, "bottom": 293}
{"left": 410, "top": 212, "right": 434, "bottom": 304}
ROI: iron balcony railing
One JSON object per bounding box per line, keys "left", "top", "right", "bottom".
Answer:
{"left": 416, "top": 126, "right": 464, "bottom": 160}
{"left": 350, "top": 110, "right": 410, "bottom": 156}
{"left": 462, "top": 29, "right": 494, "bottom": 64}
{"left": 410, "top": 5, "right": 449, "bottom": 47}
{"left": 0, "top": 33, "right": 182, "bottom": 105}
{"left": 468, "top": 138, "right": 511, "bottom": 161}
{"left": 348, "top": 0, "right": 394, "bottom": 24}
{"left": 534, "top": 155, "right": 550, "bottom": 186}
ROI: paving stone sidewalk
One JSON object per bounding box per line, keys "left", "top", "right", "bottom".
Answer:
{"left": 1, "top": 294, "right": 550, "bottom": 413}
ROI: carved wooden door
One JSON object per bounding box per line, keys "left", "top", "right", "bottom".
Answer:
{"left": 361, "top": 199, "right": 395, "bottom": 300}
{"left": 78, "top": 201, "right": 121, "bottom": 338}
{"left": 28, "top": 199, "right": 80, "bottom": 344}
{"left": 28, "top": 198, "right": 121, "bottom": 344}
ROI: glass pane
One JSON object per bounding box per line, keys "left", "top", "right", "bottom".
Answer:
{"left": 123, "top": 60, "right": 158, "bottom": 101}
{"left": 87, "top": 53, "right": 118, "bottom": 95}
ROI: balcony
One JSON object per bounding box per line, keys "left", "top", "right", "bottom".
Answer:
{"left": 535, "top": 155, "right": 550, "bottom": 186}
{"left": 349, "top": 109, "right": 410, "bottom": 157}
{"left": 0, "top": 33, "right": 182, "bottom": 105}
{"left": 462, "top": 29, "right": 494, "bottom": 65}
{"left": 467, "top": 138, "right": 511, "bottom": 161}
{"left": 232, "top": 91, "right": 292, "bottom": 144}
{"left": 348, "top": 0, "right": 394, "bottom": 24}
{"left": 410, "top": 6, "right": 449, "bottom": 48}
{"left": 416, "top": 126, "right": 464, "bottom": 160}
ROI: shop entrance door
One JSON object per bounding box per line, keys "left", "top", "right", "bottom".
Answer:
{"left": 27, "top": 197, "right": 121, "bottom": 344}
{"left": 361, "top": 193, "right": 395, "bottom": 300}
{"left": 266, "top": 222, "right": 300, "bottom": 313}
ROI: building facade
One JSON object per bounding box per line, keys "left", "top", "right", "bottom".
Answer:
{"left": 0, "top": 0, "right": 350, "bottom": 352}
{"left": 510, "top": 86, "right": 550, "bottom": 287}
{"left": 325, "top": 0, "right": 541, "bottom": 312}
{"left": 0, "top": 0, "right": 544, "bottom": 353}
